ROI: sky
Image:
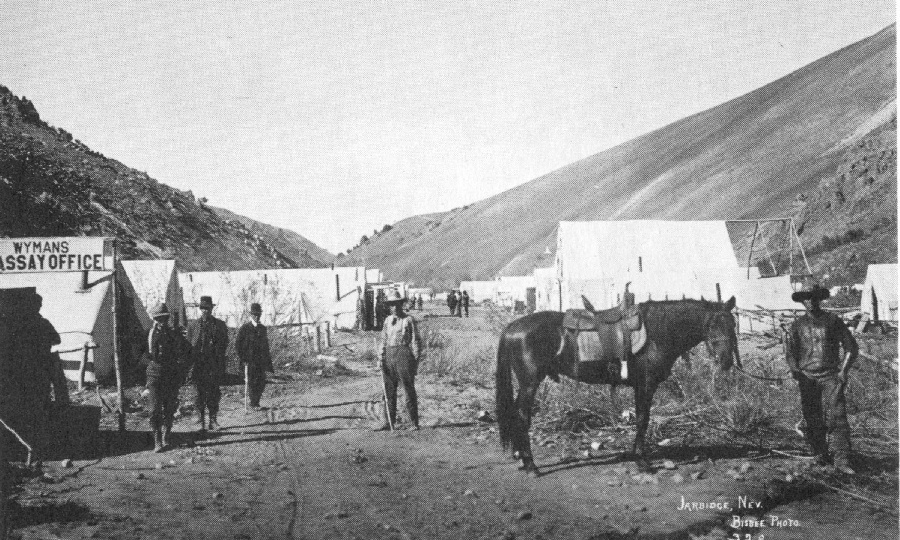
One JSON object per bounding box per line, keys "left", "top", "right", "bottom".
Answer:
{"left": 0, "top": 1, "right": 895, "bottom": 253}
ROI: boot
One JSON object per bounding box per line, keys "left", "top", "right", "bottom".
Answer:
{"left": 153, "top": 428, "right": 164, "bottom": 453}
{"left": 834, "top": 454, "right": 856, "bottom": 475}
{"left": 162, "top": 423, "right": 173, "bottom": 449}
{"left": 208, "top": 415, "right": 220, "bottom": 431}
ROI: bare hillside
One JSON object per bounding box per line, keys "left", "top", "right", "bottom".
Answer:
{"left": 0, "top": 86, "right": 331, "bottom": 271}
{"left": 347, "top": 25, "right": 897, "bottom": 288}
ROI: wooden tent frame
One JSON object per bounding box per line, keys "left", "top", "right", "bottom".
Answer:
{"left": 727, "top": 218, "right": 811, "bottom": 280}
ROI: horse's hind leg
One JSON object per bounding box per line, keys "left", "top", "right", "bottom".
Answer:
{"left": 514, "top": 380, "right": 541, "bottom": 476}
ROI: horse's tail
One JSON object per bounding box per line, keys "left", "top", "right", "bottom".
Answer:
{"left": 495, "top": 330, "right": 517, "bottom": 453}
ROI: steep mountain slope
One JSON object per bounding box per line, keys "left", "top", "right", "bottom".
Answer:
{"left": 212, "top": 206, "right": 333, "bottom": 268}
{"left": 347, "top": 25, "right": 896, "bottom": 288}
{"left": 0, "top": 85, "right": 331, "bottom": 271}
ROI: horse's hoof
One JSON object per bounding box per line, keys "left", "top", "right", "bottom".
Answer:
{"left": 527, "top": 468, "right": 541, "bottom": 478}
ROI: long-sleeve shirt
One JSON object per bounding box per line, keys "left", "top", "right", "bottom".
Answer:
{"left": 380, "top": 314, "right": 422, "bottom": 361}
{"left": 786, "top": 310, "right": 858, "bottom": 379}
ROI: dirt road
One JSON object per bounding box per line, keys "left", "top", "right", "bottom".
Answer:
{"left": 8, "top": 305, "right": 898, "bottom": 539}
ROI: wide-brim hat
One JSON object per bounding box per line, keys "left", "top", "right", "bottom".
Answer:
{"left": 150, "top": 302, "right": 171, "bottom": 318}
{"left": 249, "top": 303, "right": 262, "bottom": 315}
{"left": 384, "top": 290, "right": 406, "bottom": 304}
{"left": 198, "top": 296, "right": 215, "bottom": 310}
{"left": 791, "top": 283, "right": 830, "bottom": 303}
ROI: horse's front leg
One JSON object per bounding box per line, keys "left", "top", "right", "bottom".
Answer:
{"left": 515, "top": 380, "right": 542, "bottom": 476}
{"left": 632, "top": 376, "right": 659, "bottom": 472}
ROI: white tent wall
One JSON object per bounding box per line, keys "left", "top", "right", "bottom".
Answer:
{"left": 366, "top": 269, "right": 383, "bottom": 284}
{"left": 861, "top": 263, "right": 898, "bottom": 322}
{"left": 495, "top": 276, "right": 536, "bottom": 307}
{"left": 180, "top": 267, "right": 365, "bottom": 330}
{"left": 0, "top": 268, "right": 146, "bottom": 383}
{"left": 460, "top": 281, "right": 499, "bottom": 303}
{"left": 533, "top": 267, "right": 559, "bottom": 311}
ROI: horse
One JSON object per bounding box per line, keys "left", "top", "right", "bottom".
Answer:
{"left": 495, "top": 296, "right": 739, "bottom": 475}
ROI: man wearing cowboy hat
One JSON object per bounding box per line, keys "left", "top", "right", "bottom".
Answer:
{"left": 376, "top": 290, "right": 422, "bottom": 430}
{"left": 144, "top": 302, "right": 188, "bottom": 452}
{"left": 786, "top": 283, "right": 858, "bottom": 474}
{"left": 187, "top": 296, "right": 229, "bottom": 431}
{"left": 236, "top": 303, "right": 273, "bottom": 409}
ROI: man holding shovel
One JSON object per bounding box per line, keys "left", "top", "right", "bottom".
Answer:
{"left": 376, "top": 290, "right": 422, "bottom": 431}
{"left": 236, "top": 303, "right": 273, "bottom": 410}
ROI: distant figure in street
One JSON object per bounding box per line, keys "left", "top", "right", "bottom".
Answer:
{"left": 187, "top": 296, "right": 229, "bottom": 432}
{"left": 144, "top": 303, "right": 188, "bottom": 452}
{"left": 786, "top": 283, "right": 858, "bottom": 474}
{"left": 461, "top": 291, "right": 470, "bottom": 317}
{"left": 236, "top": 303, "right": 273, "bottom": 409}
{"left": 377, "top": 291, "right": 422, "bottom": 431}
{"left": 455, "top": 290, "right": 463, "bottom": 317}
{"left": 416, "top": 294, "right": 424, "bottom": 311}
{"left": 447, "top": 290, "right": 457, "bottom": 316}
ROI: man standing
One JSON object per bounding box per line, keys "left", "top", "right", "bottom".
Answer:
{"left": 461, "top": 291, "right": 470, "bottom": 318}
{"left": 236, "top": 303, "right": 273, "bottom": 409}
{"left": 447, "top": 290, "right": 457, "bottom": 316}
{"left": 786, "top": 284, "right": 858, "bottom": 474}
{"left": 377, "top": 291, "right": 422, "bottom": 431}
{"left": 144, "top": 303, "right": 186, "bottom": 452}
{"left": 187, "top": 296, "right": 229, "bottom": 432}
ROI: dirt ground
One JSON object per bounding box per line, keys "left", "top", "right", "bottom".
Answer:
{"left": 7, "top": 303, "right": 899, "bottom": 539}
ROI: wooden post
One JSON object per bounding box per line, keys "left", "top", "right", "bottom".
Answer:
{"left": 111, "top": 240, "right": 125, "bottom": 432}
{"left": 325, "top": 322, "right": 332, "bottom": 348}
{"left": 716, "top": 283, "right": 722, "bottom": 303}
{"left": 314, "top": 325, "right": 321, "bottom": 353}
{"left": 78, "top": 342, "right": 89, "bottom": 391}
{"left": 80, "top": 270, "right": 89, "bottom": 291}
{"left": 746, "top": 221, "right": 759, "bottom": 280}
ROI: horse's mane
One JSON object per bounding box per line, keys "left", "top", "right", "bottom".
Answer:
{"left": 638, "top": 298, "right": 729, "bottom": 342}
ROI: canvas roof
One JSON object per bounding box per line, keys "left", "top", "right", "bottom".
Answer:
{"left": 556, "top": 221, "right": 739, "bottom": 283}
{"left": 460, "top": 280, "right": 499, "bottom": 303}
{"left": 862, "top": 263, "right": 898, "bottom": 321}
{"left": 120, "top": 260, "right": 183, "bottom": 328}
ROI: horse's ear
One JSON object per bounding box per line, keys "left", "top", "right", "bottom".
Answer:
{"left": 581, "top": 295, "right": 596, "bottom": 312}
{"left": 724, "top": 296, "right": 736, "bottom": 310}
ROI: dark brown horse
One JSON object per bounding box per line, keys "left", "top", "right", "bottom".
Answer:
{"left": 495, "top": 296, "right": 739, "bottom": 475}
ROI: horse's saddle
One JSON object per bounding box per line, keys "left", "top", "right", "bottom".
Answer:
{"left": 560, "top": 307, "right": 647, "bottom": 377}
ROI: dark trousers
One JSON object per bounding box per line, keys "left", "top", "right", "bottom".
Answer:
{"left": 147, "top": 369, "right": 180, "bottom": 431}
{"left": 194, "top": 375, "right": 221, "bottom": 418}
{"left": 797, "top": 373, "right": 851, "bottom": 458}
{"left": 448, "top": 304, "right": 456, "bottom": 316}
{"left": 246, "top": 363, "right": 267, "bottom": 406}
{"left": 382, "top": 346, "right": 418, "bottom": 426}
{"left": 463, "top": 304, "right": 469, "bottom": 317}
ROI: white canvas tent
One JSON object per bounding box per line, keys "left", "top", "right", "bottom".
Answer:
{"left": 861, "top": 263, "right": 898, "bottom": 322}
{"left": 180, "top": 266, "right": 366, "bottom": 329}
{"left": 556, "top": 221, "right": 740, "bottom": 310}
{"left": 0, "top": 266, "right": 145, "bottom": 382}
{"left": 120, "top": 260, "right": 184, "bottom": 332}
{"left": 495, "top": 275, "right": 536, "bottom": 308}
{"left": 554, "top": 221, "right": 795, "bottom": 332}
{"left": 460, "top": 281, "right": 499, "bottom": 303}
{"left": 366, "top": 268, "right": 384, "bottom": 284}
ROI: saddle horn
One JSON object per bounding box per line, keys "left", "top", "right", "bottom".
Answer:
{"left": 581, "top": 295, "right": 597, "bottom": 312}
